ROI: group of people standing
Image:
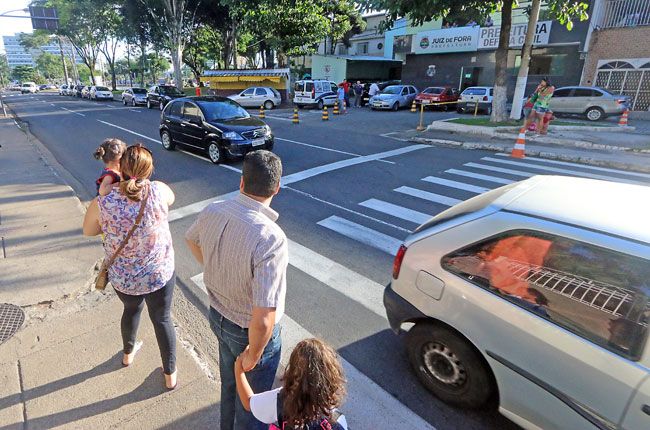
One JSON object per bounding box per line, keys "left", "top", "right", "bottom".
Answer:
{"left": 337, "top": 79, "right": 372, "bottom": 111}
{"left": 83, "top": 142, "right": 348, "bottom": 429}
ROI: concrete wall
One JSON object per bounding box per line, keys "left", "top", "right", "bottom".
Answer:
{"left": 311, "top": 55, "right": 347, "bottom": 82}
{"left": 581, "top": 26, "right": 650, "bottom": 85}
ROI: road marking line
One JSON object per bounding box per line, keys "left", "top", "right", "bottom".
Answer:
{"left": 50, "top": 103, "right": 56, "bottom": 106}
{"left": 395, "top": 186, "right": 461, "bottom": 206}
{"left": 445, "top": 169, "right": 514, "bottom": 185}
{"left": 493, "top": 152, "right": 650, "bottom": 180}
{"left": 189, "top": 273, "right": 434, "bottom": 429}
{"left": 317, "top": 215, "right": 402, "bottom": 255}
{"left": 179, "top": 149, "right": 211, "bottom": 163}
{"left": 482, "top": 156, "right": 647, "bottom": 185}
{"left": 421, "top": 176, "right": 489, "bottom": 193}
{"left": 281, "top": 144, "right": 428, "bottom": 186}
{"left": 284, "top": 186, "right": 410, "bottom": 233}
{"left": 218, "top": 164, "right": 242, "bottom": 173}
{"left": 168, "top": 190, "right": 240, "bottom": 222}
{"left": 465, "top": 162, "right": 533, "bottom": 178}
{"left": 129, "top": 108, "right": 141, "bottom": 113}
{"left": 379, "top": 132, "right": 409, "bottom": 142}
{"left": 60, "top": 107, "right": 85, "bottom": 117}
{"left": 276, "top": 137, "right": 394, "bottom": 164}
{"left": 96, "top": 119, "right": 159, "bottom": 143}
{"left": 359, "top": 198, "right": 431, "bottom": 225}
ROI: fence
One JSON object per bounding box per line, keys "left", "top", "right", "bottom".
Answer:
{"left": 600, "top": 0, "right": 650, "bottom": 28}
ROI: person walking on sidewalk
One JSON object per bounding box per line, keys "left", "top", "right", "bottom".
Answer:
{"left": 83, "top": 144, "right": 178, "bottom": 390}
{"left": 185, "top": 150, "right": 288, "bottom": 430}
{"left": 353, "top": 81, "right": 364, "bottom": 108}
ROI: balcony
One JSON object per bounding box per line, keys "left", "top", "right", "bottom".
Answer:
{"left": 600, "top": 0, "right": 650, "bottom": 28}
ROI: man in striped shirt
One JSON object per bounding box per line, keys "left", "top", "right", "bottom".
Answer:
{"left": 185, "top": 150, "right": 287, "bottom": 430}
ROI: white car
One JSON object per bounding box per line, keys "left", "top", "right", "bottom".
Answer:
{"left": 228, "top": 86, "right": 281, "bottom": 110}
{"left": 59, "top": 84, "right": 68, "bottom": 95}
{"left": 385, "top": 175, "right": 650, "bottom": 430}
{"left": 90, "top": 86, "right": 114, "bottom": 101}
{"left": 457, "top": 86, "right": 493, "bottom": 114}
{"left": 21, "top": 82, "right": 38, "bottom": 94}
{"left": 293, "top": 80, "right": 338, "bottom": 109}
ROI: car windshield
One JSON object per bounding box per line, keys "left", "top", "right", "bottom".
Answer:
{"left": 382, "top": 86, "right": 401, "bottom": 95}
{"left": 160, "top": 86, "right": 184, "bottom": 96}
{"left": 96, "top": 86, "right": 109, "bottom": 91}
{"left": 132, "top": 88, "right": 147, "bottom": 94}
{"left": 463, "top": 88, "right": 487, "bottom": 95}
{"left": 198, "top": 99, "right": 250, "bottom": 121}
{"left": 424, "top": 87, "right": 444, "bottom": 94}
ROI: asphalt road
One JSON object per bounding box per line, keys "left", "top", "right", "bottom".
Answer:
{"left": 5, "top": 91, "right": 649, "bottom": 429}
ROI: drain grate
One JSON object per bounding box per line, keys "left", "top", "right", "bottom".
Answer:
{"left": 0, "top": 303, "right": 24, "bottom": 344}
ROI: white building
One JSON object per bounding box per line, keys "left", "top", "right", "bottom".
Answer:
{"left": 3, "top": 33, "right": 79, "bottom": 69}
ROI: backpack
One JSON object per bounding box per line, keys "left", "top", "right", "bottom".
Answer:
{"left": 270, "top": 391, "right": 347, "bottom": 430}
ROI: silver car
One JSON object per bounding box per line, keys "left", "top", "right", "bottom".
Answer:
{"left": 549, "top": 86, "right": 629, "bottom": 121}
{"left": 228, "top": 86, "right": 282, "bottom": 110}
{"left": 121, "top": 87, "right": 148, "bottom": 106}
{"left": 385, "top": 175, "right": 650, "bottom": 430}
{"left": 369, "top": 85, "right": 418, "bottom": 111}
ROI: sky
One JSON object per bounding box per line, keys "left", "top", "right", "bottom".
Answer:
{"left": 0, "top": 0, "right": 35, "bottom": 53}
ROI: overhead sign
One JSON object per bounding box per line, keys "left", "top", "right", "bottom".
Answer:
{"left": 413, "top": 27, "right": 480, "bottom": 55}
{"left": 29, "top": 6, "right": 59, "bottom": 31}
{"left": 478, "top": 21, "right": 552, "bottom": 50}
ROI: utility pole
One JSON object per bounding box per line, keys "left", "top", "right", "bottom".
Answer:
{"left": 57, "top": 36, "right": 69, "bottom": 85}
{"left": 510, "top": 0, "right": 542, "bottom": 120}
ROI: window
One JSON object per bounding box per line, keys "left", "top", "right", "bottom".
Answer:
{"left": 182, "top": 102, "right": 201, "bottom": 119}
{"left": 270, "top": 88, "right": 281, "bottom": 98}
{"left": 424, "top": 87, "right": 445, "bottom": 95}
{"left": 462, "top": 88, "right": 486, "bottom": 95}
{"left": 572, "top": 89, "right": 594, "bottom": 97}
{"left": 197, "top": 100, "right": 250, "bottom": 121}
{"left": 377, "top": 42, "right": 384, "bottom": 50}
{"left": 255, "top": 87, "right": 267, "bottom": 96}
{"left": 294, "top": 82, "right": 304, "bottom": 92}
{"left": 489, "top": 88, "right": 494, "bottom": 96}
{"left": 133, "top": 88, "right": 147, "bottom": 94}
{"left": 169, "top": 101, "right": 183, "bottom": 116}
{"left": 242, "top": 88, "right": 255, "bottom": 96}
{"left": 401, "top": 87, "right": 409, "bottom": 95}
{"left": 305, "top": 82, "right": 314, "bottom": 92}
{"left": 442, "top": 230, "right": 650, "bottom": 360}
{"left": 357, "top": 42, "right": 369, "bottom": 54}
{"left": 553, "top": 88, "right": 571, "bottom": 97}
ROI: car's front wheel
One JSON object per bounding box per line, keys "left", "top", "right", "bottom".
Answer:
{"left": 585, "top": 106, "right": 604, "bottom": 121}
{"left": 392, "top": 102, "right": 400, "bottom": 111}
{"left": 406, "top": 323, "right": 495, "bottom": 409}
{"left": 160, "top": 130, "right": 176, "bottom": 151}
{"left": 207, "top": 141, "right": 225, "bottom": 164}
{"left": 131, "top": 98, "right": 136, "bottom": 107}
{"left": 263, "top": 100, "right": 274, "bottom": 110}
{"left": 147, "top": 99, "right": 152, "bottom": 109}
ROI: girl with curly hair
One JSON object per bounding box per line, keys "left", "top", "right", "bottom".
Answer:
{"left": 93, "top": 138, "right": 126, "bottom": 196}
{"left": 235, "top": 338, "right": 348, "bottom": 429}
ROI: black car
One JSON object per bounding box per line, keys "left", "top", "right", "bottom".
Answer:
{"left": 74, "top": 84, "right": 85, "bottom": 98}
{"left": 159, "top": 96, "right": 274, "bottom": 164}
{"left": 147, "top": 85, "right": 186, "bottom": 111}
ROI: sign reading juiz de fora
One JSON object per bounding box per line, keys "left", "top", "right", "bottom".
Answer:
{"left": 412, "top": 21, "right": 552, "bottom": 55}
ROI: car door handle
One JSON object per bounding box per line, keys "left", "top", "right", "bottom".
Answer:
{"left": 642, "top": 404, "right": 650, "bottom": 415}
{"left": 180, "top": 123, "right": 186, "bottom": 127}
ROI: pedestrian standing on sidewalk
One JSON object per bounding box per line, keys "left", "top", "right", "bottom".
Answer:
{"left": 83, "top": 144, "right": 178, "bottom": 390}
{"left": 353, "top": 81, "right": 364, "bottom": 108}
{"left": 234, "top": 338, "right": 348, "bottom": 429}
{"left": 185, "top": 150, "right": 287, "bottom": 430}
{"left": 524, "top": 77, "right": 555, "bottom": 135}
{"left": 337, "top": 85, "right": 346, "bottom": 113}
{"left": 94, "top": 138, "right": 126, "bottom": 196}
{"left": 339, "top": 79, "right": 350, "bottom": 108}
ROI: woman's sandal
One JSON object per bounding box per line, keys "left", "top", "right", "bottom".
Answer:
{"left": 122, "top": 340, "right": 143, "bottom": 367}
{"left": 164, "top": 369, "right": 178, "bottom": 390}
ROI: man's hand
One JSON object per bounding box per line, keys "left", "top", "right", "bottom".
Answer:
{"left": 240, "top": 346, "right": 260, "bottom": 372}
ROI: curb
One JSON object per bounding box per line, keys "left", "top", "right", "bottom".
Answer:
{"left": 409, "top": 136, "right": 650, "bottom": 174}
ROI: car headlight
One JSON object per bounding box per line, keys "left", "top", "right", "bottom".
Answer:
{"left": 223, "top": 131, "right": 243, "bottom": 141}
{"left": 264, "top": 125, "right": 271, "bottom": 135}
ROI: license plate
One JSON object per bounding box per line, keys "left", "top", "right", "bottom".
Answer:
{"left": 466, "top": 102, "right": 476, "bottom": 107}
{"left": 252, "top": 138, "right": 265, "bottom": 147}
{"left": 373, "top": 102, "right": 382, "bottom": 107}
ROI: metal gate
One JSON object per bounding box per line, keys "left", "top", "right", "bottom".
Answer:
{"left": 595, "top": 60, "right": 650, "bottom": 111}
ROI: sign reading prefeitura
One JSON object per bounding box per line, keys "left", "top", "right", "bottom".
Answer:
{"left": 411, "top": 21, "right": 552, "bottom": 55}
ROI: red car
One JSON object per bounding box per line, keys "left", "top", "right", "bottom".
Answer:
{"left": 415, "top": 86, "right": 460, "bottom": 110}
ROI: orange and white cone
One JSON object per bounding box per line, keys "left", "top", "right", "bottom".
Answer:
{"left": 618, "top": 109, "right": 629, "bottom": 127}
{"left": 511, "top": 127, "right": 526, "bottom": 159}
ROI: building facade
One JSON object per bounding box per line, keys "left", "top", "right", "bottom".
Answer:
{"left": 581, "top": 0, "right": 650, "bottom": 110}
{"left": 3, "top": 33, "right": 78, "bottom": 69}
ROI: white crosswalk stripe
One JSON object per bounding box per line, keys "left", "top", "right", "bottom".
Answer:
{"left": 359, "top": 198, "right": 431, "bottom": 224}
{"left": 464, "top": 162, "right": 534, "bottom": 178}
{"left": 317, "top": 215, "right": 402, "bottom": 254}
{"left": 395, "top": 186, "right": 462, "bottom": 206}
{"left": 444, "top": 169, "right": 515, "bottom": 185}
{"left": 421, "top": 176, "right": 489, "bottom": 193}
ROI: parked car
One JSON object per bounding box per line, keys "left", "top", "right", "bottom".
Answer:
{"left": 360, "top": 80, "right": 401, "bottom": 106}
{"left": 548, "top": 86, "right": 629, "bottom": 121}
{"left": 293, "top": 80, "right": 338, "bottom": 109}
{"left": 415, "top": 86, "right": 460, "bottom": 111}
{"left": 457, "top": 86, "right": 493, "bottom": 114}
{"left": 228, "top": 86, "right": 282, "bottom": 110}
{"left": 46, "top": 84, "right": 57, "bottom": 90}
{"left": 369, "top": 85, "right": 418, "bottom": 111}
{"left": 146, "top": 85, "right": 186, "bottom": 110}
{"left": 81, "top": 86, "right": 93, "bottom": 99}
{"left": 38, "top": 84, "right": 48, "bottom": 91}
{"left": 121, "top": 87, "right": 147, "bottom": 106}
{"left": 385, "top": 175, "right": 650, "bottom": 430}
{"left": 67, "top": 85, "right": 78, "bottom": 96}
{"left": 74, "top": 85, "right": 85, "bottom": 97}
{"left": 59, "top": 84, "right": 68, "bottom": 95}
{"left": 21, "top": 82, "right": 38, "bottom": 94}
{"left": 90, "top": 86, "right": 114, "bottom": 101}
{"left": 159, "top": 96, "right": 274, "bottom": 164}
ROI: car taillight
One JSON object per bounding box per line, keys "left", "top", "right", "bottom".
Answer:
{"left": 392, "top": 245, "right": 407, "bottom": 280}
{"left": 483, "top": 95, "right": 488, "bottom": 101}
{"left": 616, "top": 99, "right": 626, "bottom": 104}
{"left": 312, "top": 88, "right": 315, "bottom": 98}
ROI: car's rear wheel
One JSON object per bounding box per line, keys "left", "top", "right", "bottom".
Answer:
{"left": 147, "top": 99, "right": 152, "bottom": 109}
{"left": 317, "top": 100, "right": 324, "bottom": 110}
{"left": 122, "top": 98, "right": 126, "bottom": 105}
{"left": 296, "top": 104, "right": 304, "bottom": 109}
{"left": 263, "top": 100, "right": 274, "bottom": 110}
{"left": 392, "top": 102, "right": 400, "bottom": 111}
{"left": 406, "top": 323, "right": 495, "bottom": 409}
{"left": 131, "top": 98, "right": 136, "bottom": 107}
{"left": 585, "top": 106, "right": 604, "bottom": 121}
{"left": 160, "top": 130, "right": 175, "bottom": 151}
{"left": 456, "top": 107, "right": 464, "bottom": 114}
{"left": 207, "top": 141, "right": 225, "bottom": 164}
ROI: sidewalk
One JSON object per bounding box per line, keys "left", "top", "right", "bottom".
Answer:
{"left": 0, "top": 115, "right": 218, "bottom": 429}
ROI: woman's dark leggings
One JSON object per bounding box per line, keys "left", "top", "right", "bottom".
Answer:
{"left": 115, "top": 276, "right": 176, "bottom": 374}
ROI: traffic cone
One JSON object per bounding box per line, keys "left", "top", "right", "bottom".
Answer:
{"left": 511, "top": 127, "right": 527, "bottom": 159}
{"left": 259, "top": 105, "right": 265, "bottom": 119}
{"left": 322, "top": 106, "right": 329, "bottom": 121}
{"left": 333, "top": 101, "right": 339, "bottom": 115}
{"left": 292, "top": 107, "right": 299, "bottom": 124}
{"left": 343, "top": 100, "right": 348, "bottom": 114}
{"left": 194, "top": 87, "right": 201, "bottom": 96}
{"left": 411, "top": 101, "right": 417, "bottom": 113}
{"left": 618, "top": 109, "right": 629, "bottom": 127}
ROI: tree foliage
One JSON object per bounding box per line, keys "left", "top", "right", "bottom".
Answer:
{"left": 12, "top": 65, "right": 37, "bottom": 82}
{"left": 35, "top": 52, "right": 64, "bottom": 79}
{"left": 0, "top": 55, "right": 10, "bottom": 86}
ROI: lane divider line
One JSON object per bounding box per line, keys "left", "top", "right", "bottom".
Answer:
{"left": 61, "top": 107, "right": 85, "bottom": 117}
{"left": 96, "top": 119, "right": 159, "bottom": 143}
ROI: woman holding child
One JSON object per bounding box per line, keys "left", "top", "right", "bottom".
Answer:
{"left": 83, "top": 142, "right": 178, "bottom": 389}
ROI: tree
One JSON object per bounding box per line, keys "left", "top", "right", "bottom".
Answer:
{"left": 96, "top": 0, "right": 123, "bottom": 90}
{"left": 183, "top": 26, "right": 222, "bottom": 82}
{"left": 0, "top": 55, "right": 10, "bottom": 87}
{"left": 361, "top": 0, "right": 589, "bottom": 122}
{"left": 324, "top": 0, "right": 366, "bottom": 55}
{"left": 12, "top": 65, "right": 37, "bottom": 82}
{"left": 35, "top": 52, "right": 64, "bottom": 80}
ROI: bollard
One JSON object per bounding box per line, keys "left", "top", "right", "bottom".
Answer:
{"left": 411, "top": 101, "right": 417, "bottom": 113}
{"left": 195, "top": 87, "right": 201, "bottom": 96}
{"left": 259, "top": 105, "right": 265, "bottom": 119}
{"left": 292, "top": 107, "right": 299, "bottom": 124}
{"left": 473, "top": 101, "right": 479, "bottom": 116}
{"left": 618, "top": 109, "right": 629, "bottom": 127}
{"left": 416, "top": 102, "right": 426, "bottom": 131}
{"left": 322, "top": 106, "right": 329, "bottom": 121}
{"left": 333, "top": 101, "right": 339, "bottom": 115}
{"left": 343, "top": 100, "right": 348, "bottom": 114}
